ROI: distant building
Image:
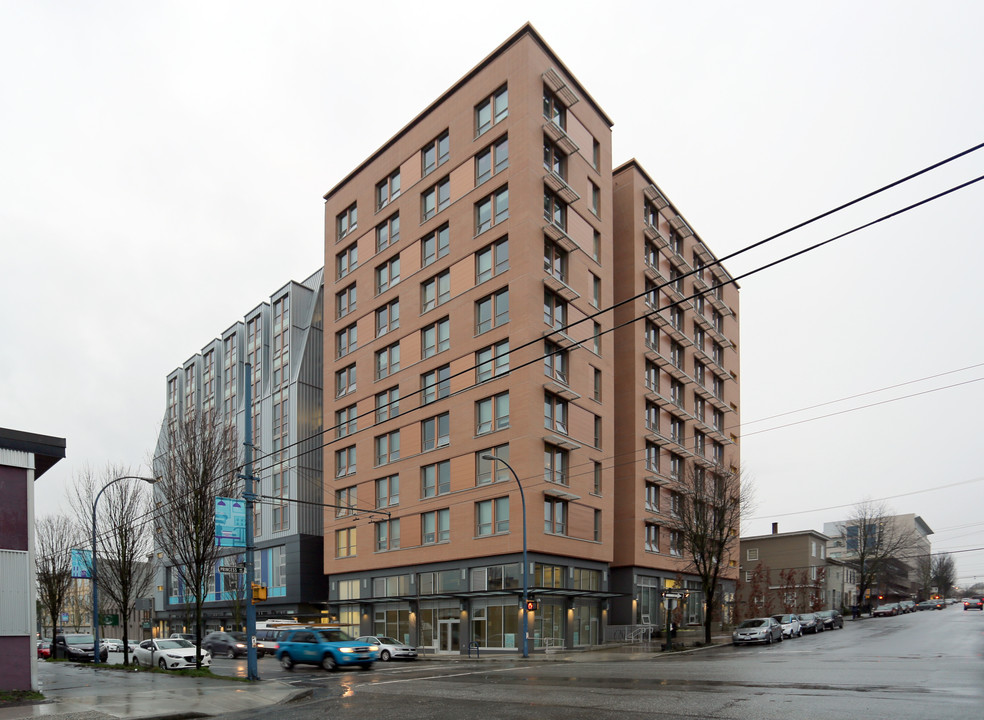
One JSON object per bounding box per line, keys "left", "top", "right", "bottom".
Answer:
{"left": 0, "top": 427, "right": 66, "bottom": 691}
{"left": 153, "top": 269, "right": 327, "bottom": 633}
{"left": 737, "top": 526, "right": 832, "bottom": 617}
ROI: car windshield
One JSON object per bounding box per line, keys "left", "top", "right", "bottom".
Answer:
{"left": 230, "top": 632, "right": 246, "bottom": 641}
{"left": 738, "top": 619, "right": 765, "bottom": 628}
{"left": 157, "top": 640, "right": 193, "bottom": 649}
{"left": 65, "top": 635, "right": 94, "bottom": 645}
{"left": 316, "top": 629, "right": 353, "bottom": 642}
{"left": 378, "top": 637, "right": 399, "bottom": 644}
{"left": 771, "top": 615, "right": 792, "bottom": 622}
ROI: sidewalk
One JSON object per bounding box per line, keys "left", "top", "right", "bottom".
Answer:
{"left": 0, "top": 664, "right": 307, "bottom": 720}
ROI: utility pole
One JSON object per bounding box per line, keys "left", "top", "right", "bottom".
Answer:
{"left": 242, "top": 363, "right": 259, "bottom": 681}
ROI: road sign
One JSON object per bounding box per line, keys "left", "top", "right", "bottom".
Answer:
{"left": 664, "top": 592, "right": 682, "bottom": 599}
{"left": 100, "top": 614, "right": 119, "bottom": 626}
{"left": 219, "top": 565, "right": 245, "bottom": 574}
{"left": 215, "top": 497, "right": 247, "bottom": 547}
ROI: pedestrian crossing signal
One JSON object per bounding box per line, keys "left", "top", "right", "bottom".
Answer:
{"left": 252, "top": 583, "right": 267, "bottom": 602}
{"left": 524, "top": 599, "right": 539, "bottom": 612}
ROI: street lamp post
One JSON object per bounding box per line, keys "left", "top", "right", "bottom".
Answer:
{"left": 480, "top": 454, "right": 528, "bottom": 658}
{"left": 92, "top": 475, "right": 156, "bottom": 663}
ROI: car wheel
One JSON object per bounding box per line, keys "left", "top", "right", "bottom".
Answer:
{"left": 280, "top": 654, "right": 294, "bottom": 671}
{"left": 359, "top": 663, "right": 373, "bottom": 670}
{"left": 226, "top": 648, "right": 236, "bottom": 659}
{"left": 158, "top": 658, "right": 168, "bottom": 671}
{"left": 777, "top": 633, "right": 783, "bottom": 642}
{"left": 322, "top": 653, "right": 337, "bottom": 672}
{"left": 766, "top": 634, "right": 772, "bottom": 645}
{"left": 380, "top": 650, "right": 391, "bottom": 661}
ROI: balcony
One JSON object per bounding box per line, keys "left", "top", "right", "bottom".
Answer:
{"left": 644, "top": 222, "right": 669, "bottom": 248}
{"left": 670, "top": 215, "right": 694, "bottom": 239}
{"left": 543, "top": 274, "right": 579, "bottom": 302}
{"left": 543, "top": 121, "right": 579, "bottom": 155}
{"left": 646, "top": 429, "right": 672, "bottom": 447}
{"left": 544, "top": 171, "right": 580, "bottom": 205}
{"left": 543, "top": 380, "right": 580, "bottom": 402}
{"left": 541, "top": 328, "right": 581, "bottom": 349}
{"left": 644, "top": 184, "right": 669, "bottom": 210}
{"left": 543, "top": 222, "right": 578, "bottom": 253}
{"left": 644, "top": 263, "right": 668, "bottom": 286}
{"left": 543, "top": 68, "right": 580, "bottom": 107}
{"left": 666, "top": 251, "right": 692, "bottom": 275}
{"left": 543, "top": 433, "right": 581, "bottom": 451}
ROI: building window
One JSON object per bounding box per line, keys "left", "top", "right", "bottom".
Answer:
{"left": 594, "top": 415, "right": 602, "bottom": 448}
{"left": 591, "top": 274, "right": 601, "bottom": 308}
{"left": 476, "top": 392, "right": 509, "bottom": 435}
{"left": 475, "top": 287, "right": 509, "bottom": 334}
{"left": 544, "top": 445, "right": 568, "bottom": 485}
{"left": 337, "top": 202, "right": 357, "bottom": 240}
{"left": 336, "top": 364, "right": 356, "bottom": 397}
{"left": 335, "top": 528, "right": 356, "bottom": 558}
{"left": 543, "top": 341, "right": 568, "bottom": 384}
{"left": 590, "top": 181, "right": 600, "bottom": 216}
{"left": 670, "top": 491, "right": 681, "bottom": 517}
{"left": 593, "top": 230, "right": 601, "bottom": 262}
{"left": 712, "top": 408, "right": 724, "bottom": 431}
{"left": 421, "top": 459, "right": 451, "bottom": 497}
{"left": 375, "top": 169, "right": 401, "bottom": 211}
{"left": 593, "top": 367, "right": 602, "bottom": 401}
{"left": 421, "top": 412, "right": 451, "bottom": 451}
{"left": 335, "top": 446, "right": 356, "bottom": 477}
{"left": 376, "top": 213, "right": 400, "bottom": 252}
{"left": 422, "top": 223, "right": 450, "bottom": 267}
{"left": 593, "top": 321, "right": 602, "bottom": 355}
{"left": 544, "top": 498, "right": 567, "bottom": 535}
{"left": 421, "top": 364, "right": 450, "bottom": 405}
{"left": 543, "top": 290, "right": 567, "bottom": 329}
{"left": 670, "top": 341, "right": 684, "bottom": 369}
{"left": 645, "top": 321, "right": 659, "bottom": 351}
{"left": 476, "top": 497, "right": 509, "bottom": 536}
{"left": 422, "top": 509, "right": 450, "bottom": 545}
{"left": 645, "top": 401, "right": 659, "bottom": 432}
{"left": 670, "top": 380, "right": 684, "bottom": 408}
{"left": 645, "top": 482, "right": 660, "bottom": 512}
{"left": 475, "top": 85, "right": 508, "bottom": 136}
{"left": 476, "top": 236, "right": 509, "bottom": 284}
{"left": 336, "top": 324, "right": 357, "bottom": 358}
{"left": 712, "top": 342, "right": 723, "bottom": 365}
{"left": 335, "top": 486, "right": 357, "bottom": 518}
{"left": 336, "top": 243, "right": 358, "bottom": 280}
{"left": 475, "top": 186, "right": 509, "bottom": 234}
{"left": 375, "top": 256, "right": 401, "bottom": 295}
{"left": 669, "top": 530, "right": 683, "bottom": 557}
{"left": 593, "top": 461, "right": 603, "bottom": 494}
{"left": 645, "top": 524, "right": 660, "bottom": 553}
{"left": 645, "top": 361, "right": 658, "bottom": 392}
{"left": 375, "top": 475, "right": 399, "bottom": 508}
{"left": 375, "top": 299, "right": 400, "bottom": 337}
{"left": 422, "top": 130, "right": 450, "bottom": 176}
{"left": 375, "top": 519, "right": 400, "bottom": 551}
{"left": 336, "top": 284, "right": 357, "bottom": 319}
{"left": 375, "top": 342, "right": 400, "bottom": 380}
{"left": 476, "top": 135, "right": 509, "bottom": 184}
{"left": 543, "top": 137, "right": 567, "bottom": 179}
{"left": 594, "top": 509, "right": 602, "bottom": 542}
{"left": 375, "top": 387, "right": 399, "bottom": 423}
{"left": 713, "top": 375, "right": 724, "bottom": 399}
{"left": 335, "top": 404, "right": 357, "bottom": 439}
{"left": 476, "top": 445, "right": 509, "bottom": 485}
{"left": 543, "top": 87, "right": 565, "bottom": 129}
{"left": 592, "top": 138, "right": 600, "bottom": 169}
{"left": 422, "top": 317, "right": 450, "bottom": 358}
{"left": 476, "top": 340, "right": 510, "bottom": 382}
{"left": 694, "top": 361, "right": 706, "bottom": 387}
{"left": 670, "top": 455, "right": 683, "bottom": 482}
{"left": 543, "top": 189, "right": 567, "bottom": 230}
{"left": 543, "top": 239, "right": 568, "bottom": 282}
{"left": 374, "top": 431, "right": 400, "bottom": 466}
{"left": 421, "top": 270, "right": 451, "bottom": 312}
{"left": 422, "top": 177, "right": 451, "bottom": 221}
{"left": 544, "top": 393, "right": 568, "bottom": 434}
{"left": 670, "top": 417, "right": 684, "bottom": 444}
{"left": 694, "top": 431, "right": 706, "bottom": 457}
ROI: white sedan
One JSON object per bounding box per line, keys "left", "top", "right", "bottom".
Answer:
{"left": 134, "top": 638, "right": 211, "bottom": 670}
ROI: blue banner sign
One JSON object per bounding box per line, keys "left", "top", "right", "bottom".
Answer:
{"left": 71, "top": 548, "right": 92, "bottom": 579}
{"left": 215, "top": 496, "right": 246, "bottom": 547}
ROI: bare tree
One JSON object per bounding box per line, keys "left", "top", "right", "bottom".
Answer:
{"left": 70, "top": 464, "right": 155, "bottom": 664}
{"left": 843, "top": 500, "right": 916, "bottom": 613}
{"left": 915, "top": 554, "right": 933, "bottom": 600}
{"left": 743, "top": 561, "right": 769, "bottom": 620}
{"left": 931, "top": 553, "right": 956, "bottom": 599}
{"left": 672, "top": 461, "right": 752, "bottom": 644}
{"left": 153, "top": 407, "right": 239, "bottom": 667}
{"left": 779, "top": 568, "right": 797, "bottom": 613}
{"left": 36, "top": 514, "right": 81, "bottom": 639}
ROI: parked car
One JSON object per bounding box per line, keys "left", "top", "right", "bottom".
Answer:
{"left": 37, "top": 640, "right": 51, "bottom": 659}
{"left": 873, "top": 603, "right": 901, "bottom": 617}
{"left": 134, "top": 638, "right": 211, "bottom": 670}
{"left": 770, "top": 614, "right": 802, "bottom": 638}
{"left": 963, "top": 597, "right": 983, "bottom": 611}
{"left": 276, "top": 627, "right": 376, "bottom": 671}
{"left": 256, "top": 628, "right": 286, "bottom": 657}
{"left": 898, "top": 600, "right": 915, "bottom": 613}
{"left": 815, "top": 609, "right": 843, "bottom": 629}
{"left": 732, "top": 617, "right": 783, "bottom": 646}
{"left": 203, "top": 631, "right": 248, "bottom": 658}
{"left": 54, "top": 634, "right": 109, "bottom": 663}
{"left": 170, "top": 633, "right": 197, "bottom": 643}
{"left": 101, "top": 638, "right": 137, "bottom": 653}
{"left": 356, "top": 635, "right": 418, "bottom": 661}
{"left": 798, "top": 613, "right": 823, "bottom": 633}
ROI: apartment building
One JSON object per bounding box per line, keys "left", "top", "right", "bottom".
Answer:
{"left": 609, "top": 162, "right": 741, "bottom": 631}
{"left": 153, "top": 269, "right": 327, "bottom": 633}
{"left": 737, "top": 527, "right": 831, "bottom": 618}
{"left": 319, "top": 24, "right": 740, "bottom": 653}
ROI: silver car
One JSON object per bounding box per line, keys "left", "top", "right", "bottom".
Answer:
{"left": 732, "top": 617, "right": 783, "bottom": 646}
{"left": 356, "top": 635, "right": 418, "bottom": 661}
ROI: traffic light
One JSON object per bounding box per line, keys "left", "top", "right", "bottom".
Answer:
{"left": 252, "top": 583, "right": 267, "bottom": 602}
{"left": 524, "top": 599, "right": 539, "bottom": 612}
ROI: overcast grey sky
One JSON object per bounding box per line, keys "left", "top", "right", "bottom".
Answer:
{"left": 3, "top": 1, "right": 983, "bottom": 587}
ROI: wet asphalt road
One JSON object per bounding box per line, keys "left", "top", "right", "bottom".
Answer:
{"left": 210, "top": 608, "right": 983, "bottom": 720}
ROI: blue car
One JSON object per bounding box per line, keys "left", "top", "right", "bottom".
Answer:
{"left": 275, "top": 627, "right": 376, "bottom": 671}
